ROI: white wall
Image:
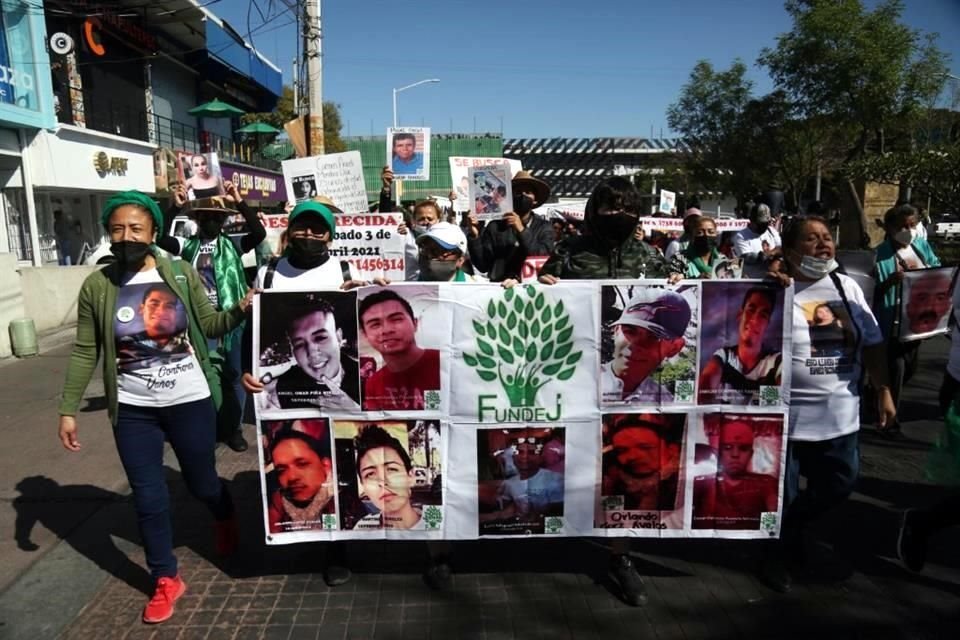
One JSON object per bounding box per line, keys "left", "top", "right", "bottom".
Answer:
{"left": 0, "top": 253, "right": 26, "bottom": 357}
{"left": 18, "top": 265, "right": 99, "bottom": 334}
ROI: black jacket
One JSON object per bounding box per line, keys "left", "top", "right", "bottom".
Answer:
{"left": 467, "top": 214, "right": 555, "bottom": 281}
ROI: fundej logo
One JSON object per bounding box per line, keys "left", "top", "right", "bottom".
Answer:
{"left": 465, "top": 285, "right": 581, "bottom": 421}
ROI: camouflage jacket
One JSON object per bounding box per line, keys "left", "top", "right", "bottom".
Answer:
{"left": 540, "top": 235, "right": 667, "bottom": 280}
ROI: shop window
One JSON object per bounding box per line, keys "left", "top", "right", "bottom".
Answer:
{"left": 0, "top": 1, "right": 40, "bottom": 112}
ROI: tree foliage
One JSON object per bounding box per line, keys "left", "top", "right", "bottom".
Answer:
{"left": 242, "top": 85, "right": 347, "bottom": 153}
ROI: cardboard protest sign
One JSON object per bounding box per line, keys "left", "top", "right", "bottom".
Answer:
{"left": 468, "top": 165, "right": 513, "bottom": 221}
{"left": 330, "top": 213, "right": 406, "bottom": 282}
{"left": 450, "top": 156, "right": 522, "bottom": 212}
{"left": 253, "top": 281, "right": 791, "bottom": 543}
{"left": 899, "top": 266, "right": 958, "bottom": 342}
{"left": 387, "top": 127, "right": 430, "bottom": 181}
{"left": 177, "top": 151, "right": 226, "bottom": 200}
{"left": 282, "top": 151, "right": 368, "bottom": 213}
{"left": 658, "top": 189, "right": 676, "bottom": 215}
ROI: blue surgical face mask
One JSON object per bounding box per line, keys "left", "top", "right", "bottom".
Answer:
{"left": 797, "top": 254, "right": 838, "bottom": 280}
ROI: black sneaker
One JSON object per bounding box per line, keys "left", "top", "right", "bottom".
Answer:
{"left": 226, "top": 430, "right": 248, "bottom": 452}
{"left": 423, "top": 556, "right": 453, "bottom": 591}
{"left": 323, "top": 541, "right": 352, "bottom": 586}
{"left": 609, "top": 554, "right": 648, "bottom": 607}
{"left": 897, "top": 509, "right": 926, "bottom": 572}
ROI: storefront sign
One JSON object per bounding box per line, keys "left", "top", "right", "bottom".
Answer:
{"left": 93, "top": 150, "right": 128, "bottom": 177}
{"left": 221, "top": 161, "right": 287, "bottom": 202}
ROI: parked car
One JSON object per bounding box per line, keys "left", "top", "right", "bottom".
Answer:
{"left": 932, "top": 213, "right": 960, "bottom": 243}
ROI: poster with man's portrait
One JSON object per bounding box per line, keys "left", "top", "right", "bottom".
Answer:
{"left": 596, "top": 413, "right": 687, "bottom": 531}
{"left": 477, "top": 426, "right": 566, "bottom": 536}
{"left": 600, "top": 282, "right": 699, "bottom": 407}
{"left": 698, "top": 281, "right": 787, "bottom": 407}
{"left": 357, "top": 285, "right": 446, "bottom": 412}
{"left": 899, "top": 266, "right": 957, "bottom": 342}
{"left": 333, "top": 420, "right": 443, "bottom": 533}
{"left": 259, "top": 418, "right": 337, "bottom": 536}
{"left": 387, "top": 127, "right": 430, "bottom": 181}
{"left": 176, "top": 151, "right": 226, "bottom": 201}
{"left": 468, "top": 165, "right": 513, "bottom": 221}
{"left": 691, "top": 412, "right": 785, "bottom": 534}
{"left": 253, "top": 290, "right": 361, "bottom": 414}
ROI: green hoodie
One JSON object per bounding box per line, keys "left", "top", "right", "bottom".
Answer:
{"left": 58, "top": 251, "right": 246, "bottom": 425}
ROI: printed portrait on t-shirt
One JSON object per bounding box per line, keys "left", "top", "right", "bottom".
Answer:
{"left": 357, "top": 284, "right": 444, "bottom": 412}
{"left": 115, "top": 282, "right": 192, "bottom": 376}
{"left": 477, "top": 426, "right": 566, "bottom": 536}
{"left": 801, "top": 299, "right": 855, "bottom": 359}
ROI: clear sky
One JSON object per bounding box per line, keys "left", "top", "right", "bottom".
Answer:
{"left": 219, "top": 0, "right": 960, "bottom": 139}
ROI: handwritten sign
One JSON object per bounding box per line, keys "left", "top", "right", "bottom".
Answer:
{"left": 282, "top": 151, "right": 369, "bottom": 213}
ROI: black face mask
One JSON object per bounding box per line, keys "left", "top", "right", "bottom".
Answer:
{"left": 288, "top": 236, "right": 330, "bottom": 269}
{"left": 110, "top": 241, "right": 151, "bottom": 268}
{"left": 593, "top": 213, "right": 638, "bottom": 244}
{"left": 198, "top": 216, "right": 226, "bottom": 239}
{"left": 692, "top": 235, "right": 717, "bottom": 254}
{"left": 512, "top": 193, "right": 535, "bottom": 215}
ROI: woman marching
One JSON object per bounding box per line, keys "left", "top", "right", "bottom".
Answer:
{"left": 57, "top": 191, "right": 254, "bottom": 624}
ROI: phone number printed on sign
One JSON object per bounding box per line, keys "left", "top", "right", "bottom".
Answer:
{"left": 330, "top": 214, "right": 405, "bottom": 282}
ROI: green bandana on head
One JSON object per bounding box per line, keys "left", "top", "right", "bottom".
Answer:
{"left": 100, "top": 190, "right": 164, "bottom": 232}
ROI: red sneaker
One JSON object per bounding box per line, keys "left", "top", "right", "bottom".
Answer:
{"left": 214, "top": 515, "right": 239, "bottom": 556}
{"left": 142, "top": 575, "right": 186, "bottom": 624}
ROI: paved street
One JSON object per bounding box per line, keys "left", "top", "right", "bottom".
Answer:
{"left": 0, "top": 331, "right": 957, "bottom": 640}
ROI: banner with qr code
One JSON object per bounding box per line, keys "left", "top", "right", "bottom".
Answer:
{"left": 252, "top": 280, "right": 792, "bottom": 543}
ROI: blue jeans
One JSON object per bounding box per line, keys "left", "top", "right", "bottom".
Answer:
{"left": 114, "top": 399, "right": 234, "bottom": 579}
{"left": 782, "top": 432, "right": 859, "bottom": 539}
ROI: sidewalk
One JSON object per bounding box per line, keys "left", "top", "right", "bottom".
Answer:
{"left": 0, "top": 336, "right": 957, "bottom": 640}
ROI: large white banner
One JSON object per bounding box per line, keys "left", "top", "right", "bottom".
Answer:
{"left": 282, "top": 151, "right": 369, "bottom": 213}
{"left": 252, "top": 281, "right": 792, "bottom": 543}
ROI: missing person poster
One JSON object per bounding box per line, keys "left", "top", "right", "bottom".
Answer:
{"left": 600, "top": 283, "right": 699, "bottom": 407}
{"left": 898, "top": 266, "right": 957, "bottom": 342}
{"left": 253, "top": 290, "right": 362, "bottom": 414}
{"left": 691, "top": 412, "right": 786, "bottom": 533}
{"left": 330, "top": 213, "right": 406, "bottom": 282}
{"left": 251, "top": 281, "right": 791, "bottom": 543}
{"left": 468, "top": 165, "right": 513, "bottom": 221}
{"left": 477, "top": 426, "right": 566, "bottom": 536}
{"left": 333, "top": 420, "right": 443, "bottom": 534}
{"left": 282, "top": 151, "right": 369, "bottom": 213}
{"left": 450, "top": 156, "right": 522, "bottom": 212}
{"left": 387, "top": 127, "right": 430, "bottom": 181}
{"left": 177, "top": 151, "right": 226, "bottom": 200}
{"left": 697, "top": 281, "right": 788, "bottom": 407}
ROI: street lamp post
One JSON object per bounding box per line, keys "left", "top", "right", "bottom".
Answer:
{"left": 391, "top": 78, "right": 440, "bottom": 207}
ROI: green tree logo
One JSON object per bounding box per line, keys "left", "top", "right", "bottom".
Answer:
{"left": 463, "top": 285, "right": 581, "bottom": 407}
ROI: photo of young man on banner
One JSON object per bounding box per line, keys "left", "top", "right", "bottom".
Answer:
{"left": 692, "top": 413, "right": 784, "bottom": 532}
{"left": 600, "top": 283, "right": 699, "bottom": 406}
{"left": 898, "top": 266, "right": 957, "bottom": 342}
{"left": 260, "top": 418, "right": 337, "bottom": 534}
{"left": 698, "top": 281, "right": 786, "bottom": 406}
{"left": 333, "top": 420, "right": 442, "bottom": 531}
{"left": 597, "top": 413, "right": 686, "bottom": 531}
{"left": 477, "top": 427, "right": 565, "bottom": 536}
{"left": 357, "top": 285, "right": 444, "bottom": 411}
{"left": 254, "top": 291, "right": 361, "bottom": 412}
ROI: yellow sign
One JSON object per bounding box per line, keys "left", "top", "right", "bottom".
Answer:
{"left": 94, "top": 151, "right": 128, "bottom": 177}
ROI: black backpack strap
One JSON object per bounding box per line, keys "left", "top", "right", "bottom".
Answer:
{"left": 340, "top": 260, "right": 351, "bottom": 283}
{"left": 263, "top": 256, "right": 279, "bottom": 289}
{"left": 947, "top": 267, "right": 960, "bottom": 331}
{"left": 829, "top": 271, "right": 862, "bottom": 354}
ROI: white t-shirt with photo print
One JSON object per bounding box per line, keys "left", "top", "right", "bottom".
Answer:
{"left": 115, "top": 269, "right": 210, "bottom": 407}
{"left": 789, "top": 273, "right": 883, "bottom": 442}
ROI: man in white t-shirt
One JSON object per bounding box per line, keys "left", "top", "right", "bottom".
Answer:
{"left": 733, "top": 204, "right": 781, "bottom": 278}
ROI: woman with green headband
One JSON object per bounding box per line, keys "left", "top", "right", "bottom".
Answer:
{"left": 56, "top": 190, "right": 255, "bottom": 625}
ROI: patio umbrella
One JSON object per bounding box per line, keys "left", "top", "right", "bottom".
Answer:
{"left": 188, "top": 98, "right": 245, "bottom": 118}
{"left": 235, "top": 121, "right": 281, "bottom": 134}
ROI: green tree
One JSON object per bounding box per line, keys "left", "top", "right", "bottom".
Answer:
{"left": 242, "top": 85, "right": 347, "bottom": 153}
{"left": 758, "top": 0, "right": 948, "bottom": 236}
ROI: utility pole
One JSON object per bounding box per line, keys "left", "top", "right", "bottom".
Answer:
{"left": 292, "top": 59, "right": 299, "bottom": 114}
{"left": 304, "top": 0, "right": 324, "bottom": 155}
